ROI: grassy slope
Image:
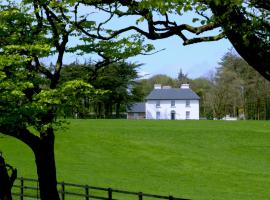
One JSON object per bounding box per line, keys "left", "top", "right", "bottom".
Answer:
{"left": 1, "top": 120, "right": 270, "bottom": 200}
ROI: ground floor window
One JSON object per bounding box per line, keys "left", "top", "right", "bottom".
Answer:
{"left": 156, "top": 111, "right": 160, "bottom": 119}
{"left": 186, "top": 111, "right": 190, "bottom": 119}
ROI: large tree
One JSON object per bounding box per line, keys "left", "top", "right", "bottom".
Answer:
{"left": 216, "top": 51, "right": 270, "bottom": 120}
{"left": 0, "top": 154, "right": 17, "bottom": 200}
{"left": 60, "top": 61, "right": 142, "bottom": 118}
{"left": 0, "top": 1, "right": 153, "bottom": 199}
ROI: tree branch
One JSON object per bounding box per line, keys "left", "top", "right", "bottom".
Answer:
{"left": 0, "top": 126, "right": 39, "bottom": 151}
{"left": 183, "top": 32, "right": 226, "bottom": 45}
{"left": 33, "top": 56, "right": 53, "bottom": 79}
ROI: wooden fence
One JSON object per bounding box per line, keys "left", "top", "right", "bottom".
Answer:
{"left": 12, "top": 177, "right": 190, "bottom": 200}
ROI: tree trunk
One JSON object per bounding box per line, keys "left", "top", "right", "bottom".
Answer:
{"left": 209, "top": 2, "right": 270, "bottom": 81}
{"left": 0, "top": 155, "right": 12, "bottom": 200}
{"left": 104, "top": 102, "right": 110, "bottom": 118}
{"left": 33, "top": 128, "right": 60, "bottom": 200}
{"left": 115, "top": 102, "right": 121, "bottom": 118}
{"left": 0, "top": 155, "right": 17, "bottom": 200}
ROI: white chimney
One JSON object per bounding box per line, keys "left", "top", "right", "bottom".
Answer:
{"left": 180, "top": 83, "right": 190, "bottom": 89}
{"left": 154, "top": 84, "right": 162, "bottom": 89}
{"left": 162, "top": 86, "right": 172, "bottom": 89}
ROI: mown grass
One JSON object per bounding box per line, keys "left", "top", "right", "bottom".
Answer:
{"left": 1, "top": 120, "right": 270, "bottom": 200}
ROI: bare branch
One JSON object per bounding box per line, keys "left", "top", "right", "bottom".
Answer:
{"left": 183, "top": 32, "right": 226, "bottom": 45}
{"left": 250, "top": 0, "right": 270, "bottom": 11}
{"left": 140, "top": 48, "right": 166, "bottom": 55}
{"left": 33, "top": 0, "right": 43, "bottom": 35}
{"left": 33, "top": 56, "right": 53, "bottom": 79}
{"left": 43, "top": 5, "right": 60, "bottom": 49}
{"left": 195, "top": 11, "right": 210, "bottom": 21}
{"left": 0, "top": 126, "right": 39, "bottom": 151}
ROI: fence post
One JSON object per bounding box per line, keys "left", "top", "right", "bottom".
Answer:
{"left": 169, "top": 195, "right": 174, "bottom": 200}
{"left": 61, "top": 182, "right": 65, "bottom": 200}
{"left": 108, "top": 188, "right": 112, "bottom": 200}
{"left": 85, "top": 185, "right": 89, "bottom": 200}
{"left": 138, "top": 192, "right": 143, "bottom": 200}
{"left": 20, "top": 177, "right": 24, "bottom": 200}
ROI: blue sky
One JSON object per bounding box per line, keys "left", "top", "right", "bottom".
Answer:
{"left": 81, "top": 8, "right": 233, "bottom": 80}
{"left": 128, "top": 36, "right": 232, "bottom": 79}
{"left": 43, "top": 7, "right": 233, "bottom": 80}
{"left": 59, "top": 35, "right": 232, "bottom": 80}
{"left": 93, "top": 8, "right": 233, "bottom": 80}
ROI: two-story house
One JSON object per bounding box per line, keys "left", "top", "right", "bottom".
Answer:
{"left": 145, "top": 83, "right": 200, "bottom": 120}
{"left": 127, "top": 83, "right": 200, "bottom": 120}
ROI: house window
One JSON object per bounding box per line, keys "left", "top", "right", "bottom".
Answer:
{"left": 156, "top": 100, "right": 160, "bottom": 107}
{"left": 171, "top": 100, "right": 175, "bottom": 107}
{"left": 156, "top": 111, "right": 161, "bottom": 119}
{"left": 186, "top": 100, "right": 190, "bottom": 107}
{"left": 186, "top": 111, "right": 190, "bottom": 119}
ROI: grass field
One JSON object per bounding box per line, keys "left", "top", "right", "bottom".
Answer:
{"left": 1, "top": 120, "right": 270, "bottom": 200}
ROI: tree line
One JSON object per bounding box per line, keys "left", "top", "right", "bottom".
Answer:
{"left": 59, "top": 50, "right": 270, "bottom": 121}
{"left": 59, "top": 61, "right": 142, "bottom": 119}
{"left": 133, "top": 51, "right": 270, "bottom": 120}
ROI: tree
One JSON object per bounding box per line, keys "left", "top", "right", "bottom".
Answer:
{"left": 211, "top": 67, "right": 244, "bottom": 119}
{"left": 61, "top": 61, "right": 142, "bottom": 118}
{"left": 133, "top": 74, "right": 177, "bottom": 100}
{"left": 217, "top": 51, "right": 270, "bottom": 120}
{"left": 71, "top": 0, "right": 269, "bottom": 80}
{"left": 0, "top": 1, "right": 153, "bottom": 199}
{"left": 0, "top": 153, "right": 17, "bottom": 200}
{"left": 190, "top": 78, "right": 213, "bottom": 119}
{"left": 177, "top": 69, "right": 189, "bottom": 85}
{"left": 200, "top": 50, "right": 270, "bottom": 120}
{"left": 93, "top": 62, "right": 141, "bottom": 118}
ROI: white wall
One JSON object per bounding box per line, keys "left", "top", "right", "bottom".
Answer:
{"left": 145, "top": 100, "right": 199, "bottom": 120}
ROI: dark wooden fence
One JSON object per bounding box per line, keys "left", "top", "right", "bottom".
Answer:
{"left": 12, "top": 177, "right": 190, "bottom": 200}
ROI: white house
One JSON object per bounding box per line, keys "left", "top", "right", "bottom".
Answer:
{"left": 127, "top": 83, "right": 200, "bottom": 120}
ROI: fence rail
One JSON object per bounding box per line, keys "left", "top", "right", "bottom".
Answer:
{"left": 12, "top": 177, "right": 190, "bottom": 200}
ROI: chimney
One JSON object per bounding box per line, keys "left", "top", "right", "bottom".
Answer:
{"left": 162, "top": 86, "right": 172, "bottom": 89}
{"left": 180, "top": 83, "right": 189, "bottom": 89}
{"left": 154, "top": 84, "right": 162, "bottom": 89}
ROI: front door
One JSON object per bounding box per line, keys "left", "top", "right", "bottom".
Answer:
{"left": 171, "top": 111, "right": 175, "bottom": 120}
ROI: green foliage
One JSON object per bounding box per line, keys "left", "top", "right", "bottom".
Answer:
{"left": 70, "top": 35, "right": 154, "bottom": 61}
{"left": 60, "top": 61, "right": 142, "bottom": 118}
{"left": 216, "top": 52, "right": 270, "bottom": 119}
{"left": 0, "top": 0, "right": 154, "bottom": 128}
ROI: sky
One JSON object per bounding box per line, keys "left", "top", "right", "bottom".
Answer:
{"left": 43, "top": 6, "right": 234, "bottom": 80}
{"left": 59, "top": 35, "right": 232, "bottom": 80}
{"left": 84, "top": 7, "right": 234, "bottom": 80}
{"left": 127, "top": 36, "right": 232, "bottom": 79}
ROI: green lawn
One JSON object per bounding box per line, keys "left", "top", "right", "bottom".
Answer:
{"left": 1, "top": 120, "right": 270, "bottom": 200}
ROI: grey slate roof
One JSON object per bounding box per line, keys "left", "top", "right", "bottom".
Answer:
{"left": 145, "top": 88, "right": 200, "bottom": 100}
{"left": 126, "top": 102, "right": 145, "bottom": 112}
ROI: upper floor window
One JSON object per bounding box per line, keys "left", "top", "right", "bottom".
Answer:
{"left": 171, "top": 100, "right": 175, "bottom": 107}
{"left": 156, "top": 100, "right": 160, "bottom": 107}
{"left": 186, "top": 100, "right": 190, "bottom": 107}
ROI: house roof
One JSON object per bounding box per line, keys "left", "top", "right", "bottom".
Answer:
{"left": 126, "top": 102, "right": 145, "bottom": 113}
{"left": 145, "top": 88, "right": 200, "bottom": 100}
